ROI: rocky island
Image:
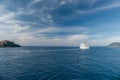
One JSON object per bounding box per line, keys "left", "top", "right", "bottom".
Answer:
{"left": 108, "top": 42, "right": 120, "bottom": 47}
{"left": 0, "top": 40, "right": 20, "bottom": 47}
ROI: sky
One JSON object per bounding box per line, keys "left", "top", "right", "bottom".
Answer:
{"left": 0, "top": 0, "right": 120, "bottom": 46}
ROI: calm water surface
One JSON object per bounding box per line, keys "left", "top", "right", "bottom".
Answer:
{"left": 0, "top": 46, "right": 120, "bottom": 80}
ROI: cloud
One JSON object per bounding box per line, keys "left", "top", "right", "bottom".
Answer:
{"left": 67, "top": 34, "right": 88, "bottom": 41}
{"left": 18, "top": 34, "right": 88, "bottom": 46}
{"left": 0, "top": 0, "right": 120, "bottom": 46}
{"left": 35, "top": 26, "right": 88, "bottom": 34}
{"left": 0, "top": 24, "right": 28, "bottom": 40}
{"left": 0, "top": 4, "right": 26, "bottom": 26}
{"left": 88, "top": 36, "right": 120, "bottom": 46}
{"left": 49, "top": 34, "right": 88, "bottom": 46}
{"left": 76, "top": 1, "right": 120, "bottom": 14}
{"left": 11, "top": 26, "right": 89, "bottom": 46}
{"left": 0, "top": 3, "right": 32, "bottom": 43}
{"left": 28, "top": 0, "right": 43, "bottom": 7}
{"left": 90, "top": 2, "right": 120, "bottom": 12}
{"left": 60, "top": 1, "right": 67, "bottom": 5}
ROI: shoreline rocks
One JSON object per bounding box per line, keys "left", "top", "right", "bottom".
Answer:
{"left": 0, "top": 40, "right": 20, "bottom": 47}
{"left": 108, "top": 42, "right": 120, "bottom": 47}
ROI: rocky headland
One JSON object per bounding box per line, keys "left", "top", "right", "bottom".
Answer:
{"left": 0, "top": 40, "right": 20, "bottom": 47}
{"left": 108, "top": 42, "right": 120, "bottom": 47}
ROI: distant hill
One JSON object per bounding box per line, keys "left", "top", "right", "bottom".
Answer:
{"left": 108, "top": 42, "right": 120, "bottom": 47}
{"left": 0, "top": 40, "right": 20, "bottom": 47}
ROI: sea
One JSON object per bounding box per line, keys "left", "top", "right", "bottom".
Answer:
{"left": 0, "top": 46, "right": 120, "bottom": 80}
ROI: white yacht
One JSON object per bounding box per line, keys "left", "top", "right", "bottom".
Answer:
{"left": 80, "top": 42, "right": 89, "bottom": 49}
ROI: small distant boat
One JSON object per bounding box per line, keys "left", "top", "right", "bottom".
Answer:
{"left": 80, "top": 42, "right": 89, "bottom": 49}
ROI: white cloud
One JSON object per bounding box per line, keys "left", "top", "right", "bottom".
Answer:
{"left": 0, "top": 4, "right": 31, "bottom": 43}
{"left": 89, "top": 36, "right": 120, "bottom": 46}
{"left": 76, "top": 1, "right": 120, "bottom": 14}
{"left": 0, "top": 5, "right": 26, "bottom": 26}
{"left": 90, "top": 2, "right": 120, "bottom": 12}
{"left": 67, "top": 34, "right": 88, "bottom": 41}
{"left": 11, "top": 26, "right": 89, "bottom": 46}
{"left": 19, "top": 26, "right": 87, "bottom": 36}
{"left": 0, "top": 0, "right": 120, "bottom": 46}
{"left": 60, "top": 1, "right": 66, "bottom": 5}
{"left": 48, "top": 34, "right": 88, "bottom": 46}
{"left": 28, "top": 0, "right": 43, "bottom": 7}
{"left": 0, "top": 3, "right": 93, "bottom": 47}
{"left": 19, "top": 34, "right": 88, "bottom": 46}
{"left": 0, "top": 24, "right": 28, "bottom": 41}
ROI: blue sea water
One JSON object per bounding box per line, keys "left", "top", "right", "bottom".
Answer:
{"left": 0, "top": 46, "right": 120, "bottom": 80}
